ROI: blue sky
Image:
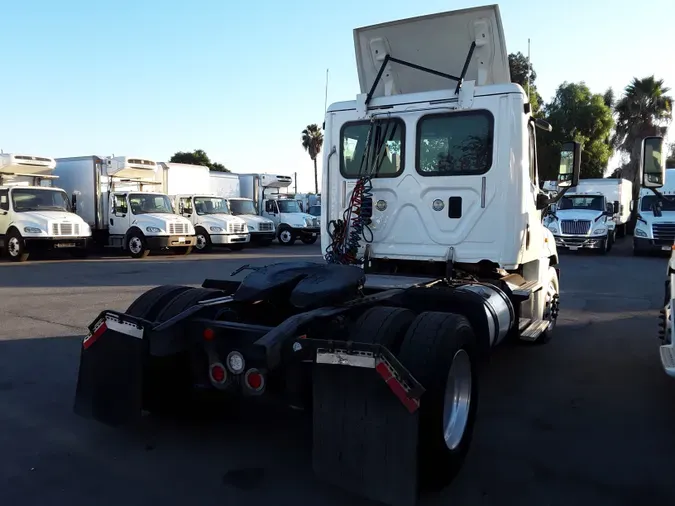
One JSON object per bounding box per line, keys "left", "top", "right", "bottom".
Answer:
{"left": 1, "top": 0, "right": 672, "bottom": 192}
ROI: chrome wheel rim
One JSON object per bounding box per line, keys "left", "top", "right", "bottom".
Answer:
{"left": 280, "top": 230, "right": 292, "bottom": 243}
{"left": 7, "top": 237, "right": 20, "bottom": 257}
{"left": 129, "top": 237, "right": 143, "bottom": 255}
{"left": 443, "top": 349, "right": 472, "bottom": 451}
{"left": 195, "top": 234, "right": 206, "bottom": 250}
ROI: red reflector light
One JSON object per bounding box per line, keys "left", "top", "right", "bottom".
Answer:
{"left": 203, "top": 328, "right": 215, "bottom": 341}
{"left": 210, "top": 363, "right": 226, "bottom": 384}
{"left": 244, "top": 368, "right": 264, "bottom": 392}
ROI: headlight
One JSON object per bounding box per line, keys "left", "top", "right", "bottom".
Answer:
{"left": 247, "top": 225, "right": 255, "bottom": 231}
{"left": 210, "top": 226, "right": 223, "bottom": 232}
{"left": 23, "top": 227, "right": 42, "bottom": 234}
{"left": 146, "top": 226, "right": 161, "bottom": 233}
{"left": 593, "top": 227, "right": 607, "bottom": 236}
{"left": 634, "top": 228, "right": 648, "bottom": 238}
{"left": 547, "top": 225, "right": 558, "bottom": 234}
{"left": 304, "top": 217, "right": 313, "bottom": 227}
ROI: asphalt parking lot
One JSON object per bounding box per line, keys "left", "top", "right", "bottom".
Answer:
{"left": 1, "top": 239, "right": 675, "bottom": 506}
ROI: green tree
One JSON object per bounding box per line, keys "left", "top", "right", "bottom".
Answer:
{"left": 169, "top": 149, "right": 230, "bottom": 172}
{"left": 536, "top": 82, "right": 614, "bottom": 181}
{"left": 508, "top": 51, "right": 543, "bottom": 116}
{"left": 301, "top": 124, "right": 324, "bottom": 194}
{"left": 611, "top": 76, "right": 672, "bottom": 196}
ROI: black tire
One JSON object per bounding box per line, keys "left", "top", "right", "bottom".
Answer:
{"left": 194, "top": 227, "right": 212, "bottom": 253}
{"left": 596, "top": 238, "right": 608, "bottom": 255}
{"left": 126, "top": 231, "right": 150, "bottom": 259}
{"left": 301, "top": 236, "right": 318, "bottom": 245}
{"left": 350, "top": 306, "right": 416, "bottom": 350}
{"left": 126, "top": 284, "right": 192, "bottom": 320}
{"left": 277, "top": 226, "right": 296, "bottom": 246}
{"left": 143, "top": 287, "right": 223, "bottom": 417}
{"left": 229, "top": 243, "right": 245, "bottom": 251}
{"left": 396, "top": 311, "right": 479, "bottom": 494}
{"left": 6, "top": 229, "right": 29, "bottom": 262}
{"left": 534, "top": 267, "right": 559, "bottom": 345}
{"left": 606, "top": 231, "right": 615, "bottom": 253}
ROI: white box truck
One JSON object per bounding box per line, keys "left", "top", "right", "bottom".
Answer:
{"left": 158, "top": 162, "right": 249, "bottom": 252}
{"left": 569, "top": 178, "right": 632, "bottom": 237}
{"left": 54, "top": 156, "right": 196, "bottom": 258}
{"left": 237, "top": 173, "right": 320, "bottom": 246}
{"left": 633, "top": 167, "right": 675, "bottom": 255}
{"left": 0, "top": 153, "right": 92, "bottom": 262}
{"left": 209, "top": 171, "right": 276, "bottom": 246}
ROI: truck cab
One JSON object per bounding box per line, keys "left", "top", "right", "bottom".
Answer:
{"left": 262, "top": 196, "right": 320, "bottom": 245}
{"left": 546, "top": 190, "right": 617, "bottom": 253}
{"left": 0, "top": 153, "right": 91, "bottom": 262}
{"left": 225, "top": 197, "right": 275, "bottom": 246}
{"left": 633, "top": 167, "right": 675, "bottom": 255}
{"left": 174, "top": 194, "right": 249, "bottom": 252}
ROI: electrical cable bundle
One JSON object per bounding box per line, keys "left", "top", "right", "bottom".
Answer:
{"left": 324, "top": 118, "right": 397, "bottom": 265}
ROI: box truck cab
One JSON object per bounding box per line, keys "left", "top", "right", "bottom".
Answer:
{"left": 237, "top": 173, "right": 320, "bottom": 246}
{"left": 158, "top": 162, "right": 249, "bottom": 252}
{"left": 54, "top": 156, "right": 196, "bottom": 258}
{"left": 546, "top": 186, "right": 618, "bottom": 254}
{"left": 0, "top": 153, "right": 91, "bottom": 262}
{"left": 225, "top": 197, "right": 275, "bottom": 246}
{"left": 633, "top": 167, "right": 675, "bottom": 255}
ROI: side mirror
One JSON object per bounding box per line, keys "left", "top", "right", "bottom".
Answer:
{"left": 640, "top": 136, "right": 665, "bottom": 188}
{"left": 557, "top": 141, "right": 581, "bottom": 188}
{"left": 629, "top": 200, "right": 635, "bottom": 212}
{"left": 613, "top": 201, "right": 619, "bottom": 214}
{"left": 71, "top": 193, "right": 77, "bottom": 213}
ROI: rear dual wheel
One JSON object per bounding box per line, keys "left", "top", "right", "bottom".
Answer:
{"left": 349, "top": 307, "right": 479, "bottom": 494}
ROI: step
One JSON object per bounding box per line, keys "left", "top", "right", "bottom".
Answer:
{"left": 518, "top": 317, "right": 532, "bottom": 332}
{"left": 512, "top": 279, "right": 543, "bottom": 298}
{"left": 519, "top": 319, "right": 551, "bottom": 341}
{"left": 659, "top": 345, "right": 675, "bottom": 378}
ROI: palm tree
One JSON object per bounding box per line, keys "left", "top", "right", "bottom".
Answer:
{"left": 301, "top": 124, "right": 324, "bottom": 194}
{"left": 612, "top": 76, "right": 672, "bottom": 196}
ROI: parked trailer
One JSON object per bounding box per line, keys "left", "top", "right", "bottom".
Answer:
{"left": 209, "top": 171, "right": 276, "bottom": 246}
{"left": 72, "top": 5, "right": 581, "bottom": 506}
{"left": 0, "top": 153, "right": 91, "bottom": 261}
{"left": 54, "top": 156, "right": 196, "bottom": 258}
{"left": 159, "top": 163, "right": 250, "bottom": 252}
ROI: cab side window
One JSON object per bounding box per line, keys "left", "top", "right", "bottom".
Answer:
{"left": 528, "top": 123, "right": 538, "bottom": 186}
{"left": 0, "top": 190, "right": 9, "bottom": 211}
{"left": 113, "top": 195, "right": 128, "bottom": 214}
{"left": 179, "top": 197, "right": 192, "bottom": 214}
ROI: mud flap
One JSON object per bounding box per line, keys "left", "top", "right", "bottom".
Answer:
{"left": 73, "top": 311, "right": 149, "bottom": 427}
{"left": 312, "top": 363, "right": 420, "bottom": 506}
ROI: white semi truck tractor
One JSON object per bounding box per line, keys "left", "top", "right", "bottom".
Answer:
{"left": 209, "top": 171, "right": 276, "bottom": 246}
{"left": 72, "top": 5, "right": 581, "bottom": 506}
{"left": 158, "top": 162, "right": 249, "bottom": 252}
{"left": 633, "top": 167, "right": 675, "bottom": 255}
{"left": 0, "top": 153, "right": 92, "bottom": 262}
{"left": 54, "top": 156, "right": 196, "bottom": 258}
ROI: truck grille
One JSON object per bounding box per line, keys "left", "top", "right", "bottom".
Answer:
{"left": 51, "top": 223, "right": 80, "bottom": 236}
{"left": 169, "top": 223, "right": 188, "bottom": 235}
{"left": 560, "top": 220, "right": 591, "bottom": 235}
{"left": 258, "top": 222, "right": 273, "bottom": 232}
{"left": 228, "top": 222, "right": 247, "bottom": 234}
{"left": 652, "top": 223, "right": 675, "bottom": 244}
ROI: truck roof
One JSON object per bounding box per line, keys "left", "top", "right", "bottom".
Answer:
{"left": 353, "top": 4, "right": 508, "bottom": 99}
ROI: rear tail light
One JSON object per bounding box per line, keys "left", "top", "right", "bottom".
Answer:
{"left": 244, "top": 368, "right": 265, "bottom": 393}
{"left": 209, "top": 362, "right": 227, "bottom": 385}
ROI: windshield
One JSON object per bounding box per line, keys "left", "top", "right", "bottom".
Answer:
{"left": 558, "top": 196, "right": 604, "bottom": 211}
{"left": 308, "top": 205, "right": 321, "bottom": 217}
{"left": 194, "top": 197, "right": 229, "bottom": 215}
{"left": 229, "top": 199, "right": 257, "bottom": 215}
{"left": 277, "top": 200, "right": 301, "bottom": 213}
{"left": 11, "top": 188, "right": 71, "bottom": 212}
{"left": 641, "top": 195, "right": 675, "bottom": 212}
{"left": 128, "top": 193, "right": 174, "bottom": 214}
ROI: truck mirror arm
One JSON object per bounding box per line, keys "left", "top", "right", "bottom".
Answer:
{"left": 536, "top": 185, "right": 572, "bottom": 211}
{"left": 649, "top": 187, "right": 675, "bottom": 203}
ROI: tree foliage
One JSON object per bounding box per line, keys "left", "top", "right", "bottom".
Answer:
{"left": 301, "top": 124, "right": 324, "bottom": 194}
{"left": 536, "top": 82, "right": 614, "bottom": 181}
{"left": 169, "top": 149, "right": 230, "bottom": 172}
{"left": 611, "top": 77, "right": 672, "bottom": 196}
{"left": 508, "top": 52, "right": 543, "bottom": 116}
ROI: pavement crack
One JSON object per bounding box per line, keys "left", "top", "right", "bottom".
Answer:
{"left": 4, "top": 310, "right": 84, "bottom": 332}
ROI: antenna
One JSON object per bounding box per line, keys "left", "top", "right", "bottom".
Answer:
{"left": 324, "top": 68, "right": 329, "bottom": 115}
{"left": 527, "top": 38, "right": 532, "bottom": 103}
